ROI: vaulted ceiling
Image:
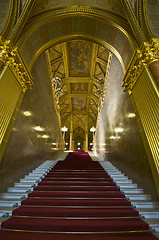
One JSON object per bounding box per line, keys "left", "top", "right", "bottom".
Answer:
{"left": 46, "top": 40, "right": 112, "bottom": 142}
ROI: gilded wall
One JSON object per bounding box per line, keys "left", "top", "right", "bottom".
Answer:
{"left": 95, "top": 55, "right": 158, "bottom": 200}
{"left": 0, "top": 52, "right": 63, "bottom": 193}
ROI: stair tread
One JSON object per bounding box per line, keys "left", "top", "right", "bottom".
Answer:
{"left": 138, "top": 209, "right": 159, "bottom": 212}
{"left": 144, "top": 219, "right": 159, "bottom": 224}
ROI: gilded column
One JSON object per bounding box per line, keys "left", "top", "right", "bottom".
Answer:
{"left": 85, "top": 132, "right": 88, "bottom": 152}
{"left": 69, "top": 114, "right": 73, "bottom": 151}
{"left": 0, "top": 37, "right": 33, "bottom": 162}
{"left": 122, "top": 38, "right": 159, "bottom": 196}
{"left": 69, "top": 132, "right": 73, "bottom": 151}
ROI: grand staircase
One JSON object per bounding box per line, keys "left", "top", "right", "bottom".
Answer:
{"left": 0, "top": 151, "right": 158, "bottom": 240}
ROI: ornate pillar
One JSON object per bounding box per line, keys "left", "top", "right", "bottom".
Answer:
{"left": 122, "top": 38, "right": 159, "bottom": 195}
{"left": 69, "top": 132, "right": 73, "bottom": 151}
{"left": 69, "top": 114, "right": 73, "bottom": 151}
{"left": 85, "top": 132, "right": 88, "bottom": 152}
{"left": 0, "top": 37, "right": 33, "bottom": 162}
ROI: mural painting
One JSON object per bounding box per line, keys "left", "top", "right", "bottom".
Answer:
{"left": 68, "top": 40, "right": 92, "bottom": 77}
{"left": 70, "top": 83, "right": 88, "bottom": 93}
{"left": 72, "top": 98, "right": 87, "bottom": 111}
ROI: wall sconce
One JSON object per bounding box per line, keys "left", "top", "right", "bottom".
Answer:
{"left": 90, "top": 127, "right": 96, "bottom": 138}
{"left": 61, "top": 126, "right": 68, "bottom": 139}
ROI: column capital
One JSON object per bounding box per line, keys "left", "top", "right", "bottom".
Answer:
{"left": 122, "top": 38, "right": 159, "bottom": 95}
{"left": 0, "top": 36, "right": 33, "bottom": 93}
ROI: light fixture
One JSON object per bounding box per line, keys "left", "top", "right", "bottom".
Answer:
{"left": 61, "top": 126, "right": 68, "bottom": 139}
{"left": 90, "top": 127, "right": 96, "bottom": 132}
{"left": 65, "top": 142, "right": 68, "bottom": 145}
{"left": 61, "top": 126, "right": 68, "bottom": 132}
{"left": 42, "top": 134, "right": 49, "bottom": 139}
{"left": 77, "top": 143, "right": 80, "bottom": 145}
{"left": 90, "top": 127, "right": 96, "bottom": 138}
{"left": 23, "top": 111, "right": 32, "bottom": 117}
{"left": 90, "top": 143, "right": 93, "bottom": 145}
{"left": 33, "top": 126, "right": 44, "bottom": 131}
{"left": 78, "top": 147, "right": 80, "bottom": 150}
{"left": 52, "top": 143, "right": 56, "bottom": 145}
{"left": 127, "top": 113, "right": 136, "bottom": 118}
{"left": 115, "top": 127, "right": 124, "bottom": 133}
{"left": 109, "top": 136, "right": 120, "bottom": 140}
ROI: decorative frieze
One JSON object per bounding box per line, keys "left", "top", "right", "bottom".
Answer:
{"left": 0, "top": 37, "right": 33, "bottom": 93}
{"left": 122, "top": 38, "right": 159, "bottom": 95}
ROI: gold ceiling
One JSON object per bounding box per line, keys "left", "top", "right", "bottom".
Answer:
{"left": 46, "top": 40, "right": 112, "bottom": 147}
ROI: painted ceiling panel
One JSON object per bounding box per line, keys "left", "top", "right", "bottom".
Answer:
{"left": 67, "top": 41, "right": 92, "bottom": 77}
{"left": 46, "top": 40, "right": 111, "bottom": 140}
{"left": 72, "top": 98, "right": 87, "bottom": 111}
{"left": 70, "top": 83, "right": 88, "bottom": 93}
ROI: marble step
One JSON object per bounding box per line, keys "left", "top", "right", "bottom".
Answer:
{"left": 138, "top": 209, "right": 159, "bottom": 219}
{"left": 28, "top": 173, "right": 46, "bottom": 177}
{"left": 117, "top": 183, "right": 138, "bottom": 188}
{"left": 111, "top": 177, "right": 129, "bottom": 181}
{"left": 0, "top": 193, "right": 27, "bottom": 200}
{"left": 115, "top": 180, "right": 133, "bottom": 184}
{"left": 31, "top": 170, "right": 49, "bottom": 174}
{"left": 0, "top": 207, "right": 16, "bottom": 217}
{"left": 14, "top": 182, "right": 38, "bottom": 187}
{"left": 24, "top": 176, "right": 43, "bottom": 180}
{"left": 144, "top": 219, "right": 159, "bottom": 232}
{"left": 0, "top": 199, "right": 21, "bottom": 207}
{"left": 121, "top": 188, "right": 143, "bottom": 194}
{"left": 109, "top": 174, "right": 126, "bottom": 178}
{"left": 132, "top": 201, "right": 159, "bottom": 209}
{"left": 20, "top": 179, "right": 40, "bottom": 183}
{"left": 7, "top": 187, "right": 33, "bottom": 193}
{"left": 126, "top": 194, "right": 151, "bottom": 201}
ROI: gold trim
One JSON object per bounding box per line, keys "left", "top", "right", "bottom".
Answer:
{"left": 29, "top": 34, "right": 125, "bottom": 73}
{"left": 119, "top": 0, "right": 146, "bottom": 46}
{"left": 17, "top": 6, "right": 136, "bottom": 50}
{"left": 2, "top": 0, "right": 19, "bottom": 39}
{"left": 1, "top": 0, "right": 13, "bottom": 36}
{"left": 1, "top": 228, "right": 151, "bottom": 234}
{"left": 12, "top": 215, "right": 140, "bottom": 220}
{"left": 138, "top": 0, "right": 154, "bottom": 39}
{"left": 9, "top": 0, "right": 37, "bottom": 43}
{"left": 26, "top": 197, "right": 124, "bottom": 199}
{"left": 0, "top": 36, "right": 33, "bottom": 93}
{"left": 122, "top": 38, "right": 159, "bottom": 95}
{"left": 21, "top": 205, "right": 132, "bottom": 208}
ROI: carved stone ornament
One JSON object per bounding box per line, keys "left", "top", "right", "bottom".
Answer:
{"left": 122, "top": 38, "right": 159, "bottom": 95}
{"left": 0, "top": 36, "right": 33, "bottom": 93}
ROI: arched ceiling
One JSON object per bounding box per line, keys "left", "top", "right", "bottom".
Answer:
{"left": 0, "top": 0, "right": 140, "bottom": 149}
{"left": 46, "top": 40, "right": 112, "bottom": 138}
{"left": 29, "top": 0, "right": 125, "bottom": 18}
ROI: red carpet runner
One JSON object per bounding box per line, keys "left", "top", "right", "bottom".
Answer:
{"left": 0, "top": 151, "right": 158, "bottom": 240}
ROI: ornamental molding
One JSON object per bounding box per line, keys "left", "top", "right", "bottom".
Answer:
{"left": 122, "top": 38, "right": 159, "bottom": 95}
{"left": 0, "top": 36, "right": 33, "bottom": 93}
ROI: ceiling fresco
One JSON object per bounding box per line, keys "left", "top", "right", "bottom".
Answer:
{"left": 70, "top": 83, "right": 88, "bottom": 93}
{"left": 68, "top": 41, "right": 92, "bottom": 77}
{"left": 72, "top": 98, "right": 87, "bottom": 112}
{"left": 46, "top": 40, "right": 111, "bottom": 142}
